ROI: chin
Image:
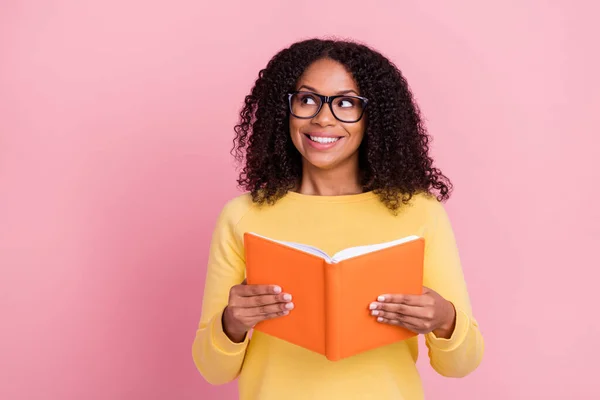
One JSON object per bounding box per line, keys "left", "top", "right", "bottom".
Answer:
{"left": 302, "top": 153, "right": 344, "bottom": 170}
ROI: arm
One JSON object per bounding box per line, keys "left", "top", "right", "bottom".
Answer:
{"left": 422, "top": 199, "right": 484, "bottom": 378}
{"left": 191, "top": 201, "right": 248, "bottom": 385}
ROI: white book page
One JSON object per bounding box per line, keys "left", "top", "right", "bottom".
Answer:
{"left": 331, "top": 235, "right": 421, "bottom": 262}
{"left": 247, "top": 232, "right": 332, "bottom": 261}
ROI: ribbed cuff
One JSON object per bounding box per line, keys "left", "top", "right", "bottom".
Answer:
{"left": 425, "top": 307, "right": 470, "bottom": 352}
{"left": 210, "top": 308, "right": 249, "bottom": 355}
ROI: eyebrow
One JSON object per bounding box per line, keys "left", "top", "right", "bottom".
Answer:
{"left": 297, "top": 85, "right": 359, "bottom": 96}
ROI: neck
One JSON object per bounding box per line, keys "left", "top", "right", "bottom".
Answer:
{"left": 296, "top": 158, "right": 363, "bottom": 196}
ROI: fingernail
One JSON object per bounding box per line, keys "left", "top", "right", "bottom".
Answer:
{"left": 282, "top": 310, "right": 289, "bottom": 315}
{"left": 285, "top": 302, "right": 294, "bottom": 310}
{"left": 273, "top": 286, "right": 282, "bottom": 294}
{"left": 283, "top": 293, "right": 292, "bottom": 301}
{"left": 377, "top": 295, "right": 386, "bottom": 302}
{"left": 377, "top": 317, "right": 383, "bottom": 322}
{"left": 369, "top": 302, "right": 378, "bottom": 310}
{"left": 371, "top": 310, "right": 379, "bottom": 316}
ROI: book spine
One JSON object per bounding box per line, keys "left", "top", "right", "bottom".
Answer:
{"left": 324, "top": 260, "right": 341, "bottom": 361}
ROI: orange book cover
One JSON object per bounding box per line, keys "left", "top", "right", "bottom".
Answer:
{"left": 244, "top": 232, "right": 425, "bottom": 361}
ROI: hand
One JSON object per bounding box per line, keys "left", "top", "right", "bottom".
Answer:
{"left": 369, "top": 287, "right": 457, "bottom": 339}
{"left": 222, "top": 279, "right": 294, "bottom": 343}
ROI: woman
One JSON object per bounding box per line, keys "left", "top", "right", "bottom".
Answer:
{"left": 192, "top": 38, "right": 484, "bottom": 399}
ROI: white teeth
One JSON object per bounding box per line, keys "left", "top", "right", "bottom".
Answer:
{"left": 309, "top": 136, "right": 340, "bottom": 144}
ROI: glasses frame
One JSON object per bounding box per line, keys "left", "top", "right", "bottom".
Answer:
{"left": 287, "top": 91, "right": 369, "bottom": 123}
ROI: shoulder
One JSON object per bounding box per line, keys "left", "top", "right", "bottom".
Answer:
{"left": 405, "top": 192, "right": 447, "bottom": 217}
{"left": 398, "top": 192, "right": 453, "bottom": 233}
{"left": 405, "top": 192, "right": 457, "bottom": 242}
{"left": 216, "top": 192, "right": 256, "bottom": 227}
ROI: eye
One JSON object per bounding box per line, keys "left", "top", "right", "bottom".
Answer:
{"left": 337, "top": 97, "right": 355, "bottom": 108}
{"left": 298, "top": 94, "right": 318, "bottom": 105}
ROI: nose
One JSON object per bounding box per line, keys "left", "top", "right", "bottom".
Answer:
{"left": 311, "top": 102, "right": 336, "bottom": 127}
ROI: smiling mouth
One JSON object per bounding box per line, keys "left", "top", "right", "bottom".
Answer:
{"left": 305, "top": 134, "right": 342, "bottom": 144}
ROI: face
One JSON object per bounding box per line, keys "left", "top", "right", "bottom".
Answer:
{"left": 289, "top": 58, "right": 366, "bottom": 171}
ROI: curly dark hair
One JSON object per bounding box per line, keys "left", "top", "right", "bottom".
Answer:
{"left": 232, "top": 38, "right": 452, "bottom": 212}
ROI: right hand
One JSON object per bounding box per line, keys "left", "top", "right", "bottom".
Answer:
{"left": 222, "top": 279, "right": 294, "bottom": 342}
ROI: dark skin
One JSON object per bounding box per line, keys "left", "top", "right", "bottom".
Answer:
{"left": 223, "top": 58, "right": 456, "bottom": 342}
{"left": 222, "top": 279, "right": 293, "bottom": 343}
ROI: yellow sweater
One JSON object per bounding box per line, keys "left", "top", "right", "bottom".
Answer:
{"left": 192, "top": 191, "right": 484, "bottom": 400}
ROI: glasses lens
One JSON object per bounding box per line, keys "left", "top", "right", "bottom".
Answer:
{"left": 331, "top": 96, "right": 364, "bottom": 122}
{"left": 290, "top": 92, "right": 322, "bottom": 118}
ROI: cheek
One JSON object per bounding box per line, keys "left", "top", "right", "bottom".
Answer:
{"left": 348, "top": 124, "right": 365, "bottom": 146}
{"left": 289, "top": 119, "right": 304, "bottom": 148}
{"left": 289, "top": 118, "right": 302, "bottom": 136}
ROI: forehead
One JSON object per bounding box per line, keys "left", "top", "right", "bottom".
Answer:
{"left": 296, "top": 58, "right": 358, "bottom": 93}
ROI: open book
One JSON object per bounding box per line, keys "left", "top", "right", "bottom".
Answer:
{"left": 244, "top": 232, "right": 425, "bottom": 361}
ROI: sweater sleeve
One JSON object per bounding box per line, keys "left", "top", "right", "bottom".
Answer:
{"left": 422, "top": 199, "right": 484, "bottom": 378}
{"left": 191, "top": 199, "right": 249, "bottom": 385}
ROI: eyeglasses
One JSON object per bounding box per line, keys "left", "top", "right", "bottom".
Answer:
{"left": 287, "top": 91, "right": 368, "bottom": 123}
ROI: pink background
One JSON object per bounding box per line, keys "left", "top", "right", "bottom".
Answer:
{"left": 1, "top": 1, "right": 598, "bottom": 399}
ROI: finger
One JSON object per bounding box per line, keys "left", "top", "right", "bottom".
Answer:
{"left": 245, "top": 293, "right": 293, "bottom": 308}
{"left": 370, "top": 301, "right": 405, "bottom": 314}
{"left": 248, "top": 301, "right": 295, "bottom": 317}
{"left": 261, "top": 309, "right": 291, "bottom": 321}
{"left": 374, "top": 310, "right": 435, "bottom": 334}
{"left": 375, "top": 315, "right": 423, "bottom": 332}
{"left": 396, "top": 314, "right": 426, "bottom": 328}
{"left": 229, "top": 307, "right": 291, "bottom": 331}
{"left": 370, "top": 309, "right": 402, "bottom": 321}
{"left": 236, "top": 284, "right": 282, "bottom": 297}
{"left": 372, "top": 310, "right": 425, "bottom": 327}
{"left": 376, "top": 293, "right": 432, "bottom": 307}
{"left": 395, "top": 314, "right": 434, "bottom": 333}
{"left": 370, "top": 308, "right": 426, "bottom": 326}
{"left": 371, "top": 302, "right": 432, "bottom": 319}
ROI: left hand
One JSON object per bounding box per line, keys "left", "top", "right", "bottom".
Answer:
{"left": 369, "top": 287, "right": 457, "bottom": 339}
